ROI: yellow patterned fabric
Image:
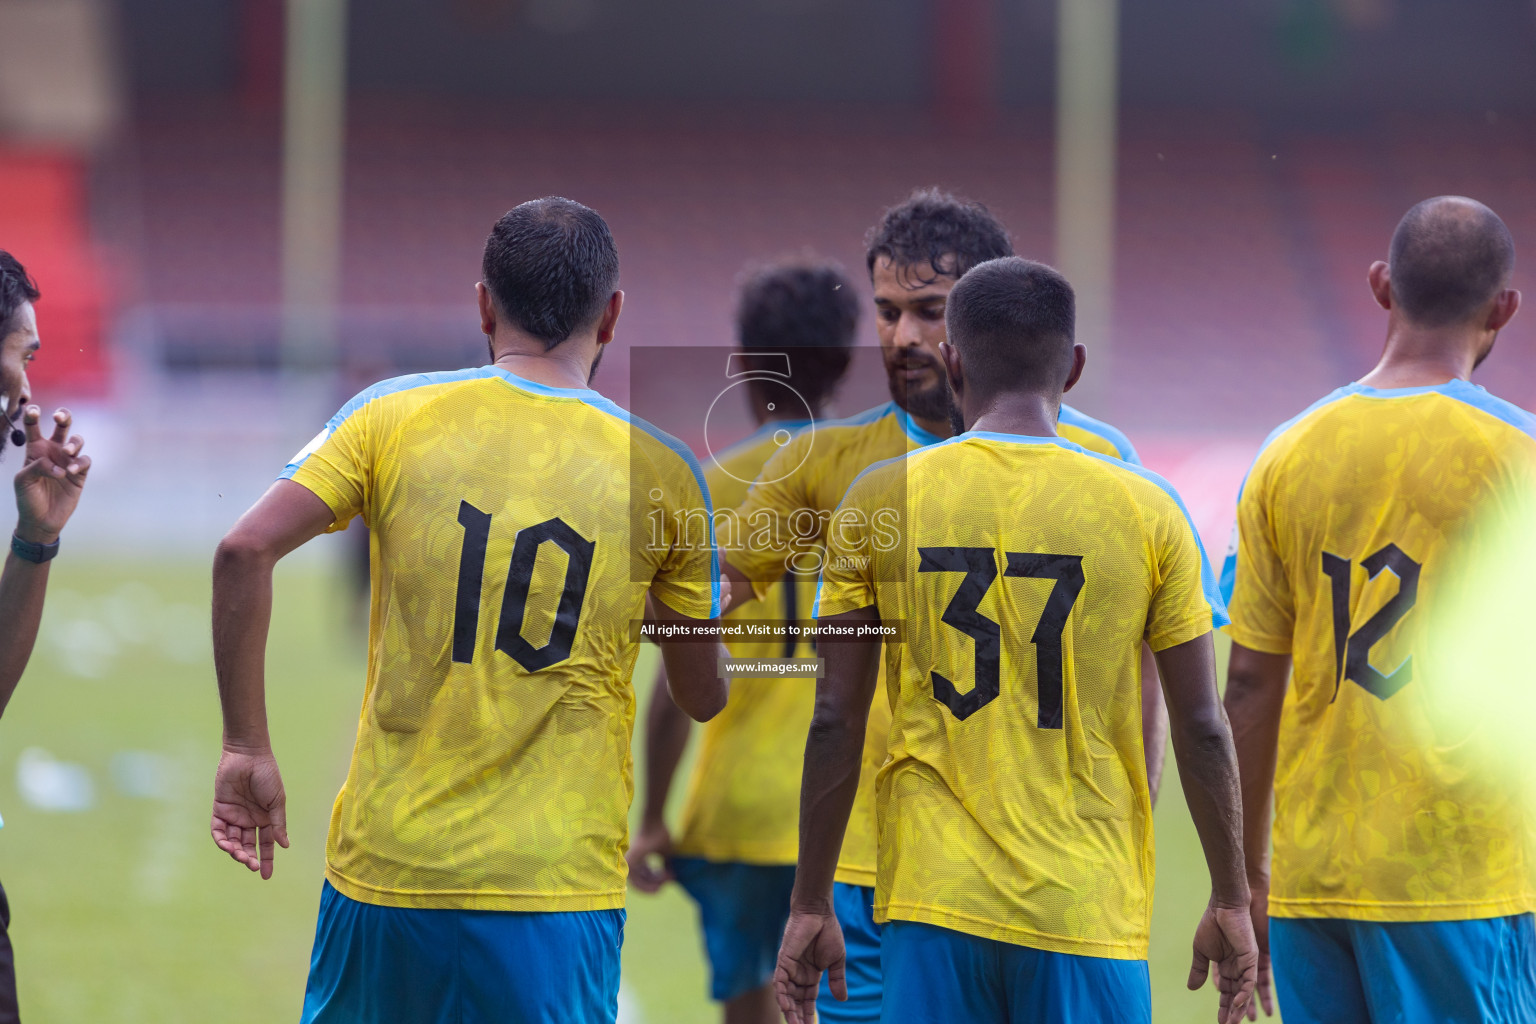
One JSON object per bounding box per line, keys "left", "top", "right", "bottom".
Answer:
{"left": 673, "top": 422, "right": 819, "bottom": 864}
{"left": 1224, "top": 380, "right": 1536, "bottom": 923}
{"left": 730, "top": 402, "right": 1140, "bottom": 887}
{"left": 281, "top": 366, "right": 719, "bottom": 911}
{"left": 817, "top": 432, "right": 1224, "bottom": 958}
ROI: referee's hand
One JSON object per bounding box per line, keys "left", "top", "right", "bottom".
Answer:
{"left": 211, "top": 747, "right": 291, "bottom": 880}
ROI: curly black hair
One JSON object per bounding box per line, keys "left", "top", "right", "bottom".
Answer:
{"left": 0, "top": 250, "right": 39, "bottom": 337}
{"left": 864, "top": 187, "right": 1013, "bottom": 285}
{"left": 736, "top": 258, "right": 858, "bottom": 411}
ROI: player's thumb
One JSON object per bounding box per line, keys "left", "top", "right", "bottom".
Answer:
{"left": 828, "top": 956, "right": 848, "bottom": 1002}
{"left": 1187, "top": 948, "right": 1211, "bottom": 991}
{"left": 270, "top": 801, "right": 291, "bottom": 848}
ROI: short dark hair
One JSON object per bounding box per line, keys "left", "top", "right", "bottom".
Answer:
{"left": 736, "top": 259, "right": 858, "bottom": 411}
{"left": 864, "top": 187, "right": 1013, "bottom": 284}
{"left": 0, "top": 251, "right": 39, "bottom": 337}
{"left": 946, "top": 257, "right": 1075, "bottom": 396}
{"left": 481, "top": 197, "right": 619, "bottom": 348}
{"left": 1388, "top": 197, "right": 1515, "bottom": 327}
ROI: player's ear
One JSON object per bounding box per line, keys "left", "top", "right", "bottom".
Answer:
{"left": 1061, "top": 343, "right": 1087, "bottom": 394}
{"left": 595, "top": 290, "right": 624, "bottom": 347}
{"left": 476, "top": 282, "right": 497, "bottom": 336}
{"left": 1487, "top": 288, "right": 1520, "bottom": 332}
{"left": 939, "top": 340, "right": 963, "bottom": 397}
{"left": 1368, "top": 261, "right": 1392, "bottom": 312}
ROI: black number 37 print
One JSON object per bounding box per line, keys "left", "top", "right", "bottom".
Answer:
{"left": 917, "top": 547, "right": 1085, "bottom": 727}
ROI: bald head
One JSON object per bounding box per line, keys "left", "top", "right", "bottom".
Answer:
{"left": 1388, "top": 197, "right": 1515, "bottom": 328}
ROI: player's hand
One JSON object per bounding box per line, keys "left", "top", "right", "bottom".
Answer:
{"left": 211, "top": 746, "right": 290, "bottom": 880}
{"left": 1245, "top": 879, "right": 1274, "bottom": 1019}
{"left": 13, "top": 406, "right": 89, "bottom": 544}
{"left": 626, "top": 819, "right": 674, "bottom": 893}
{"left": 774, "top": 905, "right": 845, "bottom": 1024}
{"left": 1189, "top": 898, "right": 1259, "bottom": 1024}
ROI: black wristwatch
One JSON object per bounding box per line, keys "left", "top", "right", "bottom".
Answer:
{"left": 11, "top": 532, "right": 59, "bottom": 563}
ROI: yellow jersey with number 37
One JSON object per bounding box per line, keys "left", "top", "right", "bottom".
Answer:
{"left": 816, "top": 432, "right": 1225, "bottom": 958}
{"left": 730, "top": 401, "right": 1142, "bottom": 887}
{"left": 1223, "top": 380, "right": 1536, "bottom": 922}
{"left": 281, "top": 366, "right": 719, "bottom": 911}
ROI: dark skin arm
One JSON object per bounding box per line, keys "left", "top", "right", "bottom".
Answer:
{"left": 210, "top": 480, "right": 335, "bottom": 879}
{"left": 1157, "top": 631, "right": 1258, "bottom": 1024}
{"left": 0, "top": 406, "right": 89, "bottom": 716}
{"left": 1142, "top": 641, "right": 1169, "bottom": 805}
{"left": 773, "top": 606, "right": 882, "bottom": 1024}
{"left": 626, "top": 666, "right": 693, "bottom": 891}
{"left": 1223, "top": 642, "right": 1291, "bottom": 1020}
{"left": 647, "top": 593, "right": 729, "bottom": 723}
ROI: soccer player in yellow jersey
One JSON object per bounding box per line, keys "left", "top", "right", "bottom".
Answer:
{"left": 208, "top": 198, "right": 728, "bottom": 1024}
{"left": 723, "top": 189, "right": 1162, "bottom": 1023}
{"left": 1223, "top": 197, "right": 1536, "bottom": 1024}
{"left": 774, "top": 257, "right": 1258, "bottom": 1024}
{"left": 626, "top": 259, "right": 859, "bottom": 1024}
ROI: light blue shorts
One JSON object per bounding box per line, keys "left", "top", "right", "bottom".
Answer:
{"left": 300, "top": 879, "right": 624, "bottom": 1024}
{"left": 1271, "top": 914, "right": 1536, "bottom": 1024}
{"left": 817, "top": 882, "right": 883, "bottom": 1023}
{"left": 879, "top": 919, "right": 1150, "bottom": 1024}
{"left": 672, "top": 857, "right": 796, "bottom": 1002}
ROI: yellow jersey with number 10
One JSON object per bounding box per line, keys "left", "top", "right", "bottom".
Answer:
{"left": 282, "top": 366, "right": 719, "bottom": 912}
{"left": 1223, "top": 380, "right": 1536, "bottom": 922}
{"left": 817, "top": 432, "right": 1224, "bottom": 958}
{"left": 730, "top": 401, "right": 1141, "bottom": 887}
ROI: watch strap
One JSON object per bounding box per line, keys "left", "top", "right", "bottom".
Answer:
{"left": 11, "top": 532, "right": 59, "bottom": 563}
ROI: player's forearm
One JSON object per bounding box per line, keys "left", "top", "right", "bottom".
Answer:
{"left": 212, "top": 533, "right": 278, "bottom": 750}
{"left": 0, "top": 553, "right": 51, "bottom": 716}
{"left": 790, "top": 703, "right": 866, "bottom": 912}
{"left": 1224, "top": 644, "right": 1290, "bottom": 888}
{"left": 1171, "top": 709, "right": 1249, "bottom": 906}
{"left": 790, "top": 624, "right": 880, "bottom": 912}
{"left": 640, "top": 668, "right": 692, "bottom": 826}
{"left": 1157, "top": 633, "right": 1249, "bottom": 908}
{"left": 1140, "top": 642, "right": 1169, "bottom": 807}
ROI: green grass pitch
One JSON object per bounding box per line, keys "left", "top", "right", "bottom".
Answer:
{"left": 0, "top": 559, "right": 1271, "bottom": 1022}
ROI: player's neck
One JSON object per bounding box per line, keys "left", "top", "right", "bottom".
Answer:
{"left": 490, "top": 337, "right": 599, "bottom": 391}
{"left": 963, "top": 392, "right": 1060, "bottom": 438}
{"left": 1358, "top": 328, "right": 1480, "bottom": 390}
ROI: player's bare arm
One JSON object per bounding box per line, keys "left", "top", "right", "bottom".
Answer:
{"left": 773, "top": 604, "right": 881, "bottom": 1024}
{"left": 1155, "top": 631, "right": 1258, "bottom": 1024}
{"left": 1223, "top": 642, "right": 1291, "bottom": 1020}
{"left": 0, "top": 405, "right": 89, "bottom": 715}
{"left": 628, "top": 667, "right": 692, "bottom": 892}
{"left": 210, "top": 479, "right": 335, "bottom": 879}
{"left": 648, "top": 592, "right": 728, "bottom": 722}
{"left": 1141, "top": 642, "right": 1169, "bottom": 806}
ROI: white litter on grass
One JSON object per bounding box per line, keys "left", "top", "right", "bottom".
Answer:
{"left": 16, "top": 748, "right": 96, "bottom": 812}
{"left": 41, "top": 584, "right": 212, "bottom": 675}
{"left": 110, "top": 751, "right": 182, "bottom": 800}
{"left": 616, "top": 985, "right": 644, "bottom": 1024}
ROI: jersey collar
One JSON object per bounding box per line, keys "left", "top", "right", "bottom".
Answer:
{"left": 891, "top": 404, "right": 946, "bottom": 447}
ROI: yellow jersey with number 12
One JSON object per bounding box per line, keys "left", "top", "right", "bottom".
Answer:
{"left": 730, "top": 401, "right": 1140, "bottom": 887}
{"left": 674, "top": 420, "right": 819, "bottom": 864}
{"left": 1223, "top": 380, "right": 1536, "bottom": 923}
{"left": 817, "top": 432, "right": 1224, "bottom": 958}
{"left": 282, "top": 366, "right": 719, "bottom": 911}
